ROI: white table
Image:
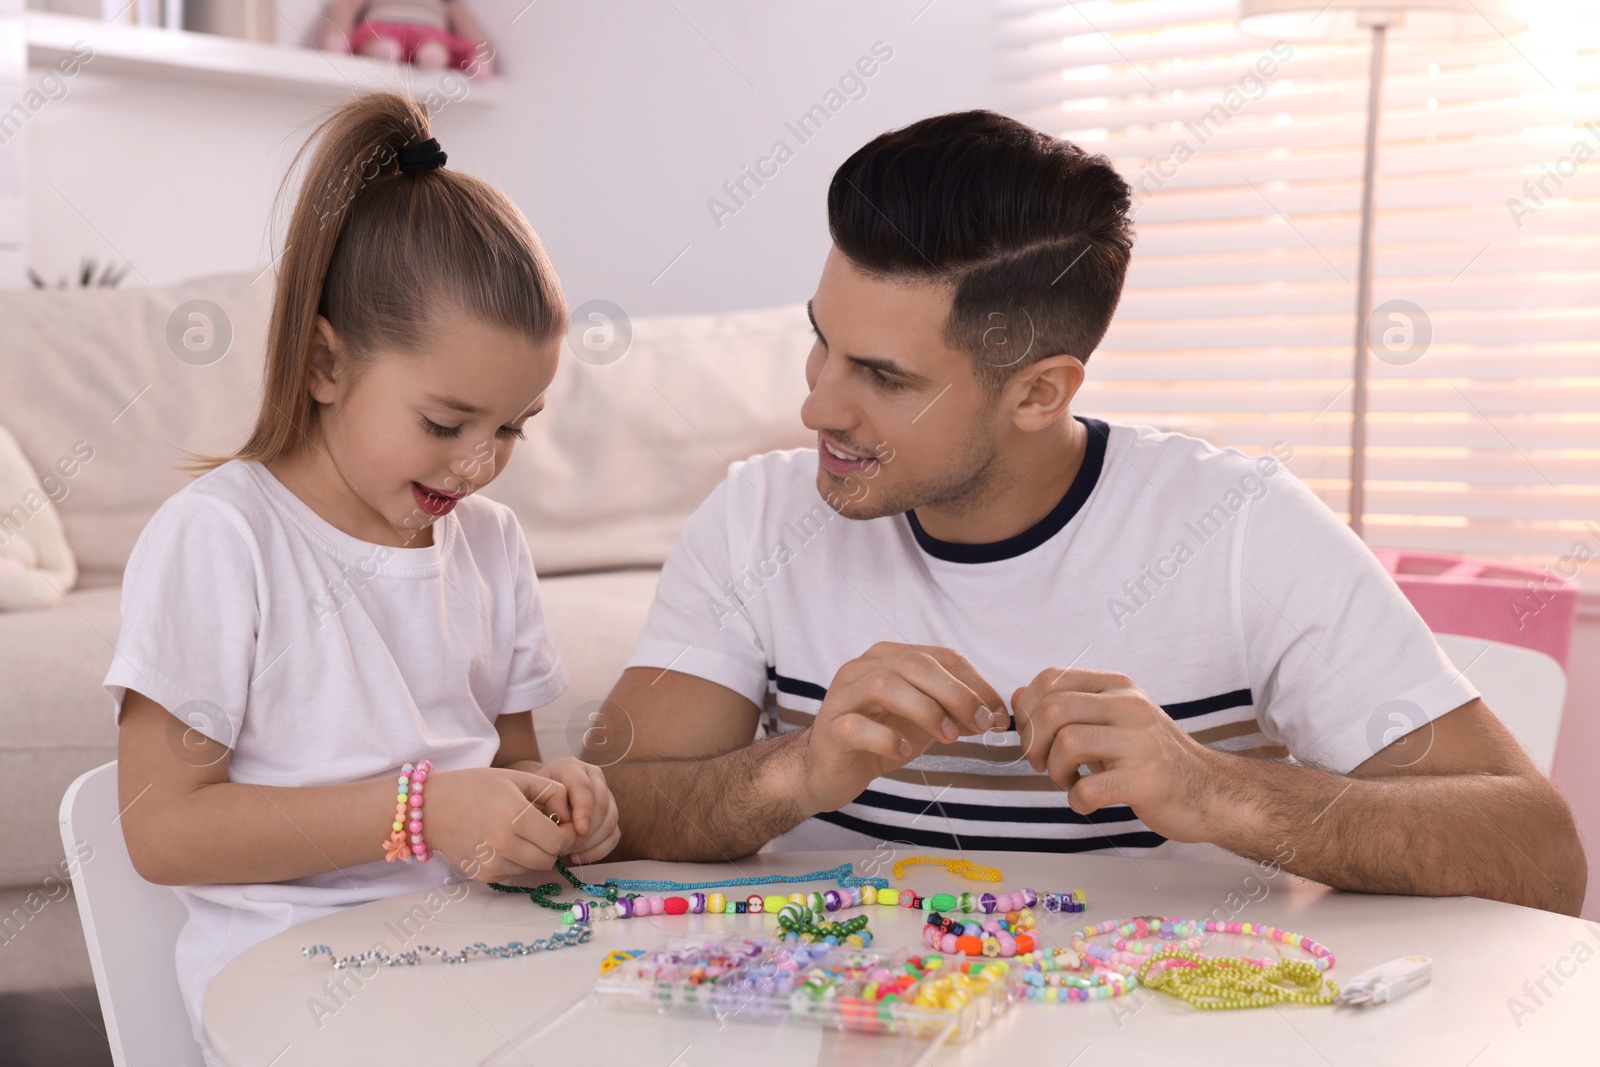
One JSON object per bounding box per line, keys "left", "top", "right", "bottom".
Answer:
{"left": 205, "top": 850, "right": 1595, "bottom": 1065}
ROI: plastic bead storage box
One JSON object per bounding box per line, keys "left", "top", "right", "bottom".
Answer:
{"left": 593, "top": 934, "right": 1013, "bottom": 1044}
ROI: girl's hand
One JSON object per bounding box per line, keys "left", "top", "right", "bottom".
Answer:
{"left": 423, "top": 768, "right": 579, "bottom": 882}
{"left": 535, "top": 757, "right": 621, "bottom": 865}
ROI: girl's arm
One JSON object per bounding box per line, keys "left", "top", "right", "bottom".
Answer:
{"left": 492, "top": 709, "right": 544, "bottom": 768}
{"left": 117, "top": 691, "right": 578, "bottom": 886}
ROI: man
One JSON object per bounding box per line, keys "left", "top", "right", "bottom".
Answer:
{"left": 591, "top": 110, "right": 1586, "bottom": 915}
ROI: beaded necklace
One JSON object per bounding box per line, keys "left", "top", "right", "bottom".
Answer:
{"left": 1013, "top": 916, "right": 1338, "bottom": 1007}
{"left": 301, "top": 924, "right": 592, "bottom": 969}
{"left": 891, "top": 855, "right": 1002, "bottom": 883}
{"left": 1138, "top": 950, "right": 1339, "bottom": 1009}
{"left": 488, "top": 858, "right": 887, "bottom": 913}
{"left": 773, "top": 902, "right": 872, "bottom": 945}
{"left": 545, "top": 879, "right": 1083, "bottom": 928}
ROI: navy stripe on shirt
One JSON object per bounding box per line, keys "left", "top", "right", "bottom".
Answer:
{"left": 815, "top": 808, "right": 1167, "bottom": 853}
{"left": 767, "top": 666, "right": 1253, "bottom": 728}
{"left": 847, "top": 787, "right": 1142, "bottom": 826}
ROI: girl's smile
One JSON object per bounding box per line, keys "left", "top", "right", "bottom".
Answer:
{"left": 412, "top": 481, "right": 463, "bottom": 516}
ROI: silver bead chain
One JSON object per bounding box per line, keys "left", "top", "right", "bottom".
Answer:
{"left": 302, "top": 923, "right": 593, "bottom": 968}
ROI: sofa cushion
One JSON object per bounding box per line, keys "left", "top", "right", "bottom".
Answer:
{"left": 481, "top": 302, "right": 816, "bottom": 574}
{"left": 0, "top": 584, "right": 123, "bottom": 888}
{"left": 0, "top": 273, "right": 273, "bottom": 587}
{"left": 528, "top": 567, "right": 662, "bottom": 760}
{"left": 0, "top": 276, "right": 814, "bottom": 582}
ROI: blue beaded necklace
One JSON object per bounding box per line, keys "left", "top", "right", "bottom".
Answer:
{"left": 602, "top": 861, "right": 888, "bottom": 895}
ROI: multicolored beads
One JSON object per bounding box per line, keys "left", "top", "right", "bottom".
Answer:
{"left": 594, "top": 935, "right": 1013, "bottom": 1041}
{"left": 558, "top": 880, "right": 1084, "bottom": 927}
{"left": 1041, "top": 889, "right": 1088, "bottom": 914}
{"left": 382, "top": 759, "right": 431, "bottom": 863}
{"left": 924, "top": 910, "right": 1037, "bottom": 957}
{"left": 1072, "top": 917, "right": 1336, "bottom": 977}
{"left": 1013, "top": 948, "right": 1131, "bottom": 1001}
{"left": 1007, "top": 916, "right": 1339, "bottom": 1008}
{"left": 774, "top": 903, "right": 873, "bottom": 946}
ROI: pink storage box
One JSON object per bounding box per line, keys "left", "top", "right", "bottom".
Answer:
{"left": 1375, "top": 551, "right": 1578, "bottom": 669}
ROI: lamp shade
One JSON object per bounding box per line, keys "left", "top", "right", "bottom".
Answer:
{"left": 1237, "top": 0, "right": 1526, "bottom": 40}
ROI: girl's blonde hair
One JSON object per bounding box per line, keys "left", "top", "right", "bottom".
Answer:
{"left": 191, "top": 92, "right": 566, "bottom": 473}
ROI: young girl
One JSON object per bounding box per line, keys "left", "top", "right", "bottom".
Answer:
{"left": 106, "top": 93, "right": 618, "bottom": 1063}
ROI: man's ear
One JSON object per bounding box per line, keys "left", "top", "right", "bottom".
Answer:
{"left": 1007, "top": 354, "right": 1085, "bottom": 432}
{"left": 306, "top": 316, "right": 344, "bottom": 406}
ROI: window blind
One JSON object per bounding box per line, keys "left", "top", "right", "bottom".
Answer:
{"left": 999, "top": 0, "right": 1600, "bottom": 589}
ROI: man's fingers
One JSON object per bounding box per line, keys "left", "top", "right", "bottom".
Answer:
{"left": 1068, "top": 768, "right": 1129, "bottom": 816}
{"left": 849, "top": 670, "right": 954, "bottom": 749}
{"left": 833, "top": 712, "right": 918, "bottom": 764}
{"left": 905, "top": 646, "right": 1007, "bottom": 732}
{"left": 855, "top": 642, "right": 1003, "bottom": 736}
{"left": 1014, "top": 692, "right": 1061, "bottom": 771}
{"left": 1044, "top": 725, "right": 1093, "bottom": 788}
{"left": 1014, "top": 667, "right": 1122, "bottom": 726}
{"left": 1033, "top": 666, "right": 1130, "bottom": 700}
{"left": 1015, "top": 688, "right": 1123, "bottom": 752}
{"left": 1045, "top": 724, "right": 1128, "bottom": 792}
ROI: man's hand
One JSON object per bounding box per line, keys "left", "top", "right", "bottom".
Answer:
{"left": 1012, "top": 667, "right": 1224, "bottom": 843}
{"left": 801, "top": 642, "right": 1006, "bottom": 813}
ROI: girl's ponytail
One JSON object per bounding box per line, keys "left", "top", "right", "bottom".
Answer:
{"left": 191, "top": 93, "right": 564, "bottom": 473}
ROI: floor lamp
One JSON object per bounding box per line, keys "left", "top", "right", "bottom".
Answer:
{"left": 1236, "top": 0, "right": 1526, "bottom": 538}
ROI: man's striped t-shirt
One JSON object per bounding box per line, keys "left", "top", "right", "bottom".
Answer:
{"left": 624, "top": 418, "right": 1477, "bottom": 859}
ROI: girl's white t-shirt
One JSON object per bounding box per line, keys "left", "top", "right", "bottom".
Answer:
{"left": 102, "top": 460, "right": 568, "bottom": 1060}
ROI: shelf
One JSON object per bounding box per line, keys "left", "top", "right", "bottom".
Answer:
{"left": 24, "top": 12, "right": 500, "bottom": 104}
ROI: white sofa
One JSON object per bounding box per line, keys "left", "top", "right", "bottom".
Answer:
{"left": 0, "top": 272, "right": 815, "bottom": 990}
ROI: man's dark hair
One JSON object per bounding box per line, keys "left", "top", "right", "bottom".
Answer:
{"left": 827, "top": 110, "right": 1133, "bottom": 395}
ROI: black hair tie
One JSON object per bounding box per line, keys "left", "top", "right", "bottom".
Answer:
{"left": 397, "top": 138, "right": 447, "bottom": 175}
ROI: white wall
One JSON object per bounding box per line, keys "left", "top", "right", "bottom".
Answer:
{"left": 23, "top": 0, "right": 995, "bottom": 314}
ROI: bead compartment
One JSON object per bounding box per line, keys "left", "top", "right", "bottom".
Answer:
{"left": 594, "top": 933, "right": 1013, "bottom": 1045}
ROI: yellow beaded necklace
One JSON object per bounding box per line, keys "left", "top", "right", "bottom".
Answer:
{"left": 892, "top": 854, "right": 1003, "bottom": 883}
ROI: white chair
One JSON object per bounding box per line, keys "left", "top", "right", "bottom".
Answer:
{"left": 58, "top": 760, "right": 205, "bottom": 1067}
{"left": 1435, "top": 634, "right": 1567, "bottom": 775}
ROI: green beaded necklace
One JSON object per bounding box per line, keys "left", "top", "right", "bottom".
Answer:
{"left": 774, "top": 903, "right": 870, "bottom": 942}
{"left": 488, "top": 857, "right": 628, "bottom": 912}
